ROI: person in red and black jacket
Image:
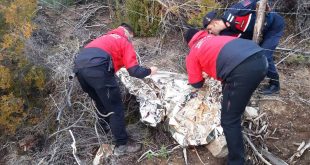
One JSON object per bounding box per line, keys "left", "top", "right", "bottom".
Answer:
{"left": 202, "top": 0, "right": 285, "bottom": 95}
{"left": 184, "top": 28, "right": 267, "bottom": 165}
{"left": 73, "top": 23, "right": 157, "bottom": 156}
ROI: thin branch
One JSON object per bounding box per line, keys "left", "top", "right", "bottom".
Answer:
{"left": 194, "top": 147, "right": 206, "bottom": 165}
{"left": 69, "top": 130, "right": 83, "bottom": 165}
{"left": 243, "top": 134, "right": 272, "bottom": 165}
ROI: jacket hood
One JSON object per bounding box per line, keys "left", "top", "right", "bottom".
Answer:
{"left": 188, "top": 31, "right": 209, "bottom": 48}
{"left": 107, "top": 26, "right": 129, "bottom": 39}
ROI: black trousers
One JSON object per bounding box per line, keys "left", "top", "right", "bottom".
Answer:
{"left": 76, "top": 64, "right": 128, "bottom": 146}
{"left": 221, "top": 51, "right": 268, "bottom": 165}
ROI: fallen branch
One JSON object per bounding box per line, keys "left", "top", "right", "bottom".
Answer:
{"left": 261, "top": 149, "right": 288, "bottom": 165}
{"left": 194, "top": 147, "right": 206, "bottom": 165}
{"left": 243, "top": 134, "right": 272, "bottom": 165}
{"left": 276, "top": 38, "right": 310, "bottom": 65}
{"left": 276, "top": 47, "right": 310, "bottom": 55}
{"left": 92, "top": 100, "right": 114, "bottom": 117}
{"left": 49, "top": 112, "right": 85, "bottom": 139}
{"left": 183, "top": 147, "right": 188, "bottom": 165}
{"left": 254, "top": 112, "right": 266, "bottom": 122}
{"left": 137, "top": 145, "right": 181, "bottom": 162}
{"left": 289, "top": 139, "right": 310, "bottom": 162}
{"left": 69, "top": 130, "right": 83, "bottom": 165}
{"left": 155, "top": 0, "right": 168, "bottom": 8}
{"left": 74, "top": 5, "right": 108, "bottom": 30}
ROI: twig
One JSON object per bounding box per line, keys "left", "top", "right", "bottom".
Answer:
{"left": 276, "top": 38, "right": 310, "bottom": 65}
{"left": 155, "top": 0, "right": 168, "bottom": 8}
{"left": 49, "top": 112, "right": 85, "bottom": 138}
{"left": 266, "top": 137, "right": 280, "bottom": 140}
{"left": 92, "top": 100, "right": 114, "bottom": 117}
{"left": 84, "top": 24, "right": 107, "bottom": 28}
{"left": 137, "top": 149, "right": 154, "bottom": 162}
{"left": 37, "top": 157, "right": 46, "bottom": 165}
{"left": 276, "top": 47, "right": 310, "bottom": 55}
{"left": 183, "top": 147, "right": 188, "bottom": 165}
{"left": 137, "top": 145, "right": 181, "bottom": 162}
{"left": 69, "top": 130, "right": 83, "bottom": 165}
{"left": 243, "top": 134, "right": 272, "bottom": 165}
{"left": 74, "top": 6, "right": 108, "bottom": 30}
{"left": 194, "top": 147, "right": 206, "bottom": 165}
{"left": 289, "top": 139, "right": 310, "bottom": 162}
{"left": 297, "top": 141, "right": 306, "bottom": 151}
{"left": 254, "top": 112, "right": 266, "bottom": 122}
{"left": 261, "top": 149, "right": 288, "bottom": 165}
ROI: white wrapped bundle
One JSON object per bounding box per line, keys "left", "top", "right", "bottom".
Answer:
{"left": 117, "top": 68, "right": 223, "bottom": 146}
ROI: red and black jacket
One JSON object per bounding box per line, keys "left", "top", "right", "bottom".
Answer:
{"left": 186, "top": 31, "right": 263, "bottom": 88}
{"left": 74, "top": 26, "right": 150, "bottom": 79}
{"left": 220, "top": 0, "right": 275, "bottom": 39}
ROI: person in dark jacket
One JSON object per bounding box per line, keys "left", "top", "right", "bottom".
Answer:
{"left": 202, "top": 0, "right": 285, "bottom": 95}
{"left": 73, "top": 23, "right": 158, "bottom": 155}
{"left": 184, "top": 28, "right": 268, "bottom": 165}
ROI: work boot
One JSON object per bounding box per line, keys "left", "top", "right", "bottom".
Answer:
{"left": 114, "top": 142, "right": 142, "bottom": 156}
{"left": 260, "top": 73, "right": 280, "bottom": 95}
{"left": 261, "top": 83, "right": 280, "bottom": 95}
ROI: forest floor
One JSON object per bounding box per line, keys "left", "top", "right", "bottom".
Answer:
{"left": 1, "top": 3, "right": 309, "bottom": 165}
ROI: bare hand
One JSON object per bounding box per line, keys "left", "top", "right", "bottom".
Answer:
{"left": 150, "top": 66, "right": 158, "bottom": 75}
{"left": 202, "top": 72, "right": 209, "bottom": 79}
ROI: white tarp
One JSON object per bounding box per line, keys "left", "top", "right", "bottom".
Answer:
{"left": 117, "top": 69, "right": 223, "bottom": 146}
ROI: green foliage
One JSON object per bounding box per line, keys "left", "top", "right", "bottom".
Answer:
{"left": 0, "top": 13, "right": 7, "bottom": 41}
{"left": 23, "top": 66, "right": 46, "bottom": 91}
{"left": 146, "top": 152, "right": 153, "bottom": 160}
{"left": 187, "top": 0, "right": 220, "bottom": 27}
{"left": 113, "top": 0, "right": 161, "bottom": 37}
{"left": 0, "top": 0, "right": 47, "bottom": 135}
{"left": 158, "top": 145, "right": 168, "bottom": 158}
{"left": 286, "top": 54, "right": 310, "bottom": 64}
{"left": 145, "top": 145, "right": 169, "bottom": 160}
{"left": 0, "top": 93, "right": 25, "bottom": 134}
{"left": 1, "top": 0, "right": 36, "bottom": 54}
{"left": 0, "top": 65, "right": 12, "bottom": 89}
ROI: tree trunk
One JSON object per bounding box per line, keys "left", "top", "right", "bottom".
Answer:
{"left": 252, "top": 0, "right": 268, "bottom": 43}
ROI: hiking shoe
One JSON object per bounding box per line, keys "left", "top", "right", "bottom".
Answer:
{"left": 260, "top": 84, "right": 280, "bottom": 95}
{"left": 114, "top": 142, "right": 142, "bottom": 156}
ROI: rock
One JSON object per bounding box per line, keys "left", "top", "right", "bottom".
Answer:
{"left": 206, "top": 135, "right": 228, "bottom": 158}
{"left": 244, "top": 106, "right": 259, "bottom": 118}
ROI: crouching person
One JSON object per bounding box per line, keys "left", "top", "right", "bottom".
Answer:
{"left": 184, "top": 28, "right": 267, "bottom": 165}
{"left": 73, "top": 23, "right": 157, "bottom": 155}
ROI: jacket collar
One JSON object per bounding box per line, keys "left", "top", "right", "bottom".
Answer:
{"left": 107, "top": 26, "right": 129, "bottom": 39}
{"left": 188, "top": 31, "right": 211, "bottom": 48}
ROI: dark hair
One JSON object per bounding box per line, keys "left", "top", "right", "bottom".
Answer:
{"left": 120, "top": 23, "right": 134, "bottom": 34}
{"left": 184, "top": 28, "right": 199, "bottom": 43}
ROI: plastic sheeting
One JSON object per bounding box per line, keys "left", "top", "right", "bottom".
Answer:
{"left": 117, "top": 69, "right": 223, "bottom": 146}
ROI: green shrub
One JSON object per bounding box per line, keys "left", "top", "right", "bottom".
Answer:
{"left": 187, "top": 0, "right": 220, "bottom": 27}
{"left": 112, "top": 0, "right": 161, "bottom": 37}
{"left": 0, "top": 0, "right": 47, "bottom": 135}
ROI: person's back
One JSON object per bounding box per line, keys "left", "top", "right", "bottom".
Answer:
{"left": 84, "top": 26, "right": 138, "bottom": 72}
{"left": 73, "top": 23, "right": 157, "bottom": 156}
{"left": 202, "top": 0, "right": 285, "bottom": 95}
{"left": 184, "top": 28, "right": 268, "bottom": 165}
{"left": 185, "top": 30, "right": 263, "bottom": 85}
